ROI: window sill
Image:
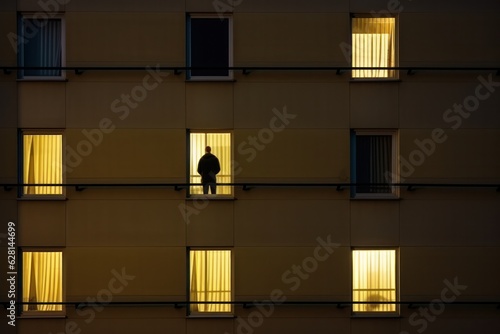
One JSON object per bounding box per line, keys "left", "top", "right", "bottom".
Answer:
{"left": 18, "top": 196, "right": 67, "bottom": 201}
{"left": 186, "top": 77, "right": 235, "bottom": 82}
{"left": 351, "top": 313, "right": 400, "bottom": 318}
{"left": 17, "top": 77, "right": 68, "bottom": 82}
{"left": 186, "top": 195, "right": 236, "bottom": 201}
{"left": 349, "top": 78, "right": 400, "bottom": 83}
{"left": 350, "top": 196, "right": 400, "bottom": 200}
{"left": 18, "top": 314, "right": 66, "bottom": 319}
{"left": 187, "top": 314, "right": 235, "bottom": 319}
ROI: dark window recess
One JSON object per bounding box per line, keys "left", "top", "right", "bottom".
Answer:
{"left": 356, "top": 135, "right": 392, "bottom": 194}
{"left": 22, "top": 18, "right": 62, "bottom": 77}
{"left": 190, "top": 18, "right": 229, "bottom": 77}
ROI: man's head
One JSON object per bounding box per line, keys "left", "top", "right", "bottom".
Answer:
{"left": 205, "top": 146, "right": 211, "bottom": 153}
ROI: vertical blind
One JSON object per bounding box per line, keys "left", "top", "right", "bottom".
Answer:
{"left": 23, "top": 252, "right": 63, "bottom": 312}
{"left": 352, "top": 17, "right": 396, "bottom": 78}
{"left": 356, "top": 135, "right": 392, "bottom": 194}
{"left": 352, "top": 250, "right": 396, "bottom": 312}
{"left": 190, "top": 133, "right": 232, "bottom": 195}
{"left": 190, "top": 250, "right": 231, "bottom": 313}
{"left": 23, "top": 18, "right": 62, "bottom": 77}
{"left": 23, "top": 134, "right": 63, "bottom": 195}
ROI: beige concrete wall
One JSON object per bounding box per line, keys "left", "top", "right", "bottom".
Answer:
{"left": 234, "top": 129, "right": 350, "bottom": 180}
{"left": 401, "top": 246, "right": 500, "bottom": 297}
{"left": 18, "top": 82, "right": 66, "bottom": 128}
{"left": 0, "top": 11, "right": 16, "bottom": 65}
{"left": 235, "top": 13, "right": 349, "bottom": 66}
{"left": 66, "top": 12, "right": 185, "bottom": 65}
{"left": 65, "top": 129, "right": 185, "bottom": 180}
{"left": 66, "top": 199, "right": 186, "bottom": 246}
{"left": 235, "top": 246, "right": 350, "bottom": 299}
{"left": 187, "top": 201, "right": 234, "bottom": 246}
{"left": 7, "top": 2, "right": 500, "bottom": 334}
{"left": 65, "top": 247, "right": 185, "bottom": 298}
{"left": 400, "top": 129, "right": 500, "bottom": 180}
{"left": 400, "top": 13, "right": 500, "bottom": 65}
{"left": 234, "top": 82, "right": 349, "bottom": 129}
{"left": 18, "top": 201, "right": 66, "bottom": 246}
{"left": 66, "top": 81, "right": 185, "bottom": 129}
{"left": 234, "top": 199, "right": 349, "bottom": 246}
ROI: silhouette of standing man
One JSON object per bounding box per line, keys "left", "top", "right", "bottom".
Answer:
{"left": 197, "top": 146, "right": 221, "bottom": 194}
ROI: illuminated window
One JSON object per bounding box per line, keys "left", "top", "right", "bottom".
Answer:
{"left": 352, "top": 17, "right": 396, "bottom": 78}
{"left": 22, "top": 133, "right": 63, "bottom": 196}
{"left": 22, "top": 251, "right": 63, "bottom": 313}
{"left": 351, "top": 130, "right": 398, "bottom": 198}
{"left": 19, "top": 15, "right": 65, "bottom": 79}
{"left": 189, "top": 250, "right": 232, "bottom": 314}
{"left": 352, "top": 249, "right": 397, "bottom": 313}
{"left": 189, "top": 132, "right": 232, "bottom": 196}
{"left": 187, "top": 14, "right": 233, "bottom": 80}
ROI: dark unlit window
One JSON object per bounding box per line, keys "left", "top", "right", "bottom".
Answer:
{"left": 19, "top": 16, "right": 64, "bottom": 78}
{"left": 351, "top": 131, "right": 397, "bottom": 197}
{"left": 188, "top": 16, "right": 232, "bottom": 79}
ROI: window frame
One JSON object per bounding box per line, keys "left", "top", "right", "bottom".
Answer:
{"left": 19, "top": 130, "right": 66, "bottom": 199}
{"left": 350, "top": 129, "right": 399, "bottom": 199}
{"left": 187, "top": 130, "right": 234, "bottom": 198}
{"left": 187, "top": 248, "right": 234, "bottom": 317}
{"left": 18, "top": 13, "right": 66, "bottom": 81}
{"left": 186, "top": 13, "right": 234, "bottom": 81}
{"left": 350, "top": 14, "right": 398, "bottom": 81}
{"left": 351, "top": 248, "right": 399, "bottom": 317}
{"left": 20, "top": 248, "right": 65, "bottom": 318}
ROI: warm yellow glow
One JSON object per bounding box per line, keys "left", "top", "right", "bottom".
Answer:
{"left": 190, "top": 250, "right": 231, "bottom": 313}
{"left": 23, "top": 134, "right": 63, "bottom": 195}
{"left": 23, "top": 252, "right": 63, "bottom": 312}
{"left": 352, "top": 17, "right": 396, "bottom": 78}
{"left": 352, "top": 250, "right": 396, "bottom": 312}
{"left": 190, "top": 132, "right": 232, "bottom": 195}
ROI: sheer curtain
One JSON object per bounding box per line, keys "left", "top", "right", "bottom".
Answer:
{"left": 352, "top": 250, "right": 396, "bottom": 312}
{"left": 190, "top": 250, "right": 231, "bottom": 313}
{"left": 23, "top": 134, "right": 63, "bottom": 195}
{"left": 356, "top": 135, "right": 392, "bottom": 193}
{"left": 352, "top": 17, "right": 396, "bottom": 78}
{"left": 23, "top": 252, "right": 63, "bottom": 312}
{"left": 190, "top": 133, "right": 232, "bottom": 195}
{"left": 24, "top": 18, "right": 62, "bottom": 77}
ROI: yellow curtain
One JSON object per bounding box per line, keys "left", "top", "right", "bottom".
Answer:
{"left": 190, "top": 250, "right": 231, "bottom": 313}
{"left": 23, "top": 252, "right": 63, "bottom": 312}
{"left": 190, "top": 133, "right": 232, "bottom": 195}
{"left": 352, "top": 17, "right": 396, "bottom": 78}
{"left": 352, "top": 250, "right": 396, "bottom": 312}
{"left": 23, "top": 134, "right": 63, "bottom": 195}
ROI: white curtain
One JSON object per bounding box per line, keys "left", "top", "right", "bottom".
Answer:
{"left": 23, "top": 134, "right": 63, "bottom": 195}
{"left": 24, "top": 18, "right": 62, "bottom": 77}
{"left": 23, "top": 252, "right": 63, "bottom": 312}
{"left": 190, "top": 133, "right": 232, "bottom": 195}
{"left": 352, "top": 250, "right": 396, "bottom": 312}
{"left": 190, "top": 250, "right": 231, "bottom": 313}
{"left": 352, "top": 17, "right": 396, "bottom": 78}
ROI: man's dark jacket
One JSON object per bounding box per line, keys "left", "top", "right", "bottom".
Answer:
{"left": 197, "top": 153, "right": 221, "bottom": 183}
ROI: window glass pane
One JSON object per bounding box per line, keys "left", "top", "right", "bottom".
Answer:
{"left": 22, "top": 252, "right": 63, "bottom": 312}
{"left": 190, "top": 18, "right": 230, "bottom": 77}
{"left": 23, "top": 18, "right": 62, "bottom": 77}
{"left": 23, "top": 134, "right": 63, "bottom": 195}
{"left": 356, "top": 135, "right": 392, "bottom": 194}
{"left": 352, "top": 250, "right": 396, "bottom": 312}
{"left": 352, "top": 17, "right": 396, "bottom": 78}
{"left": 190, "top": 132, "right": 232, "bottom": 195}
{"left": 190, "top": 250, "right": 231, "bottom": 313}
